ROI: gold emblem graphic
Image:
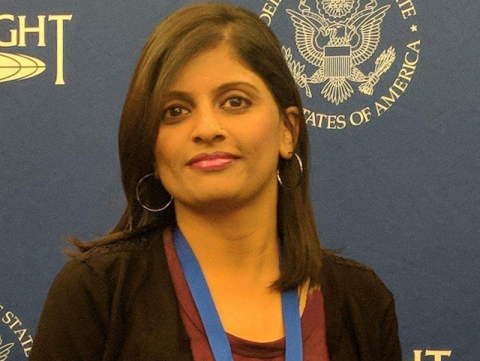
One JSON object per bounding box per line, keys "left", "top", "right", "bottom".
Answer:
{"left": 0, "top": 334, "right": 14, "bottom": 360}
{"left": 0, "top": 304, "right": 33, "bottom": 358}
{"left": 320, "top": 0, "right": 359, "bottom": 18}
{"left": 0, "top": 14, "right": 72, "bottom": 84}
{"left": 260, "top": 0, "right": 421, "bottom": 129}
{"left": 0, "top": 52, "right": 46, "bottom": 83}
{"left": 284, "top": 0, "right": 396, "bottom": 105}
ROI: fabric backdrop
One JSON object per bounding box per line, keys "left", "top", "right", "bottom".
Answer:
{"left": 1, "top": 0, "right": 478, "bottom": 360}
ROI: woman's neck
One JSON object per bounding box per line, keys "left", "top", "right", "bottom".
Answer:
{"left": 174, "top": 195, "right": 280, "bottom": 286}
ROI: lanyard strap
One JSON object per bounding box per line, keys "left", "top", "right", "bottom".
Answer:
{"left": 173, "top": 229, "right": 303, "bottom": 361}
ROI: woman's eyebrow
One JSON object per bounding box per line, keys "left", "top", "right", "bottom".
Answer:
{"left": 164, "top": 91, "right": 194, "bottom": 103}
{"left": 165, "top": 81, "right": 260, "bottom": 101}
{"left": 214, "top": 81, "right": 260, "bottom": 96}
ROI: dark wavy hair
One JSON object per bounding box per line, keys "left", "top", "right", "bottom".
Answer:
{"left": 72, "top": 2, "right": 323, "bottom": 290}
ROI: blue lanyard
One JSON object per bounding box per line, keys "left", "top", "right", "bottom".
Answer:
{"left": 173, "top": 229, "right": 303, "bottom": 361}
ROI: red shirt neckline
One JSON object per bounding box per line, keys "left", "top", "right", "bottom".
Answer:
{"left": 163, "top": 229, "right": 329, "bottom": 360}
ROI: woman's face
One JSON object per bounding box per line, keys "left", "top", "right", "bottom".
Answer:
{"left": 155, "top": 42, "right": 298, "bottom": 211}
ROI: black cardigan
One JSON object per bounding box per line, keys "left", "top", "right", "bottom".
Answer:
{"left": 30, "top": 229, "right": 402, "bottom": 361}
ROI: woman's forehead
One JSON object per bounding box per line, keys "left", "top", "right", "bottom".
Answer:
{"left": 165, "top": 43, "right": 266, "bottom": 94}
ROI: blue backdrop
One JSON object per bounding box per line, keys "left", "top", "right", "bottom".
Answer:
{"left": 1, "top": 1, "right": 478, "bottom": 360}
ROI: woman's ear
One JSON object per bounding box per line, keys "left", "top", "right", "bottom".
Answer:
{"left": 279, "top": 106, "right": 300, "bottom": 159}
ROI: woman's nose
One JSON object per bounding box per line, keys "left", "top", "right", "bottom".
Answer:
{"left": 191, "top": 108, "right": 226, "bottom": 144}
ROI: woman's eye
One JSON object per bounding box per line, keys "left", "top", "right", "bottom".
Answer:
{"left": 223, "top": 96, "right": 250, "bottom": 109}
{"left": 164, "top": 106, "right": 188, "bottom": 119}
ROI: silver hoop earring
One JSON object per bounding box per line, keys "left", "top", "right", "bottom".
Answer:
{"left": 277, "top": 152, "right": 304, "bottom": 188}
{"left": 136, "top": 173, "right": 173, "bottom": 212}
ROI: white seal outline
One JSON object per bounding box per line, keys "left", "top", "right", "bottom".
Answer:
{"left": 259, "top": 0, "right": 422, "bottom": 130}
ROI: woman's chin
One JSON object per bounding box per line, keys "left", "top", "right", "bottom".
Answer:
{"left": 170, "top": 176, "right": 276, "bottom": 214}
{"left": 176, "top": 191, "right": 251, "bottom": 213}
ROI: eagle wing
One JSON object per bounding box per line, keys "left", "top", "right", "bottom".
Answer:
{"left": 286, "top": 9, "right": 327, "bottom": 67}
{"left": 348, "top": 5, "right": 390, "bottom": 66}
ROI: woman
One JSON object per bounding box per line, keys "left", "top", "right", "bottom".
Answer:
{"left": 30, "top": 3, "right": 401, "bottom": 361}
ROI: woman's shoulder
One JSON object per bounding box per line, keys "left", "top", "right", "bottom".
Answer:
{"left": 71, "top": 232, "right": 154, "bottom": 262}
{"left": 319, "top": 251, "right": 402, "bottom": 360}
{"left": 321, "top": 250, "right": 378, "bottom": 274}
{"left": 58, "top": 227, "right": 169, "bottom": 289}
{"left": 72, "top": 226, "right": 167, "bottom": 259}
{"left": 320, "top": 250, "right": 394, "bottom": 303}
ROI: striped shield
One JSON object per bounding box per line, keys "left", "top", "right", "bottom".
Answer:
{"left": 324, "top": 45, "right": 352, "bottom": 78}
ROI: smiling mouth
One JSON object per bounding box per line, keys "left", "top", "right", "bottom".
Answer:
{"left": 187, "top": 152, "right": 239, "bottom": 171}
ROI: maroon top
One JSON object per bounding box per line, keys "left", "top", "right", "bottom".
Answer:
{"left": 164, "top": 233, "right": 330, "bottom": 361}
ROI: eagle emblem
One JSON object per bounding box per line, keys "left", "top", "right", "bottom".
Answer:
{"left": 0, "top": 335, "right": 14, "bottom": 361}
{"left": 284, "top": 0, "right": 396, "bottom": 105}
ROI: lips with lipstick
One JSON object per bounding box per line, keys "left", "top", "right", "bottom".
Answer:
{"left": 187, "top": 151, "right": 240, "bottom": 171}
